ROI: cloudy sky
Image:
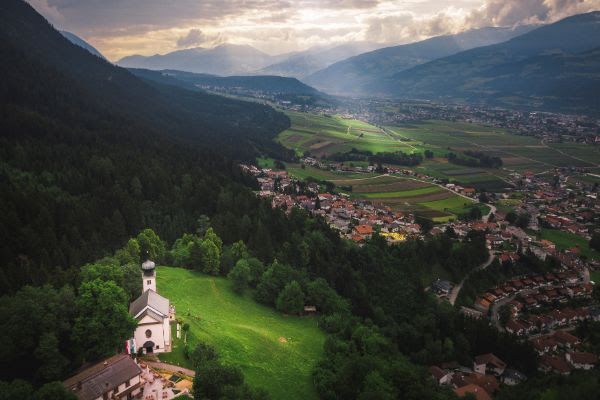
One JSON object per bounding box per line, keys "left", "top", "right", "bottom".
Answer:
{"left": 27, "top": 0, "right": 600, "bottom": 61}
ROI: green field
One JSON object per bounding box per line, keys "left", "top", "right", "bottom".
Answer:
{"left": 539, "top": 229, "right": 599, "bottom": 260}
{"left": 286, "top": 165, "right": 376, "bottom": 181}
{"left": 353, "top": 186, "right": 442, "bottom": 199}
{"left": 277, "top": 111, "right": 403, "bottom": 157}
{"left": 591, "top": 270, "right": 600, "bottom": 284}
{"left": 157, "top": 267, "right": 325, "bottom": 400}
{"left": 275, "top": 113, "right": 596, "bottom": 222}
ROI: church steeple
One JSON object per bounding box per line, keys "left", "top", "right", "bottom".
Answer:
{"left": 141, "top": 259, "right": 156, "bottom": 293}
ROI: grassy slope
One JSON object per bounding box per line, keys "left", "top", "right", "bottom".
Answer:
{"left": 591, "top": 270, "right": 600, "bottom": 284}
{"left": 156, "top": 267, "right": 325, "bottom": 400}
{"left": 540, "top": 229, "right": 599, "bottom": 260}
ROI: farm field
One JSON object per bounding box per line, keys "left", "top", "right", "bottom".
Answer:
{"left": 286, "top": 164, "right": 377, "bottom": 181}
{"left": 277, "top": 111, "right": 407, "bottom": 157}
{"left": 539, "top": 229, "right": 599, "bottom": 261}
{"left": 274, "top": 113, "right": 597, "bottom": 222}
{"left": 331, "top": 174, "right": 480, "bottom": 220}
{"left": 156, "top": 267, "right": 325, "bottom": 400}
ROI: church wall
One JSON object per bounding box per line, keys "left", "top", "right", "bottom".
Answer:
{"left": 134, "top": 321, "right": 167, "bottom": 353}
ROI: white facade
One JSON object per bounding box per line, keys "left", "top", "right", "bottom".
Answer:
{"left": 132, "top": 309, "right": 171, "bottom": 354}
{"left": 129, "top": 260, "right": 171, "bottom": 355}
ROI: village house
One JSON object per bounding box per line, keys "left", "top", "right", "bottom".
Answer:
{"left": 473, "top": 354, "right": 506, "bottom": 376}
{"left": 454, "top": 384, "right": 492, "bottom": 400}
{"left": 539, "top": 355, "right": 572, "bottom": 375}
{"left": 566, "top": 352, "right": 598, "bottom": 370}
{"left": 501, "top": 369, "right": 527, "bottom": 386}
{"left": 63, "top": 354, "right": 142, "bottom": 400}
{"left": 429, "top": 366, "right": 452, "bottom": 385}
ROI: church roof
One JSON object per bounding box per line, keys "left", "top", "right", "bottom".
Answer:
{"left": 129, "top": 289, "right": 169, "bottom": 317}
{"left": 135, "top": 307, "right": 166, "bottom": 323}
{"left": 141, "top": 260, "right": 156, "bottom": 270}
{"left": 63, "top": 354, "right": 141, "bottom": 400}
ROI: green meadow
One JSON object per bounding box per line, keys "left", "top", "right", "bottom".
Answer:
{"left": 277, "top": 111, "right": 402, "bottom": 157}
{"left": 157, "top": 267, "right": 325, "bottom": 400}
{"left": 539, "top": 229, "right": 599, "bottom": 261}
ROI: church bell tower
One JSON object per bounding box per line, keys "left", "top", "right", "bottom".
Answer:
{"left": 141, "top": 259, "right": 156, "bottom": 293}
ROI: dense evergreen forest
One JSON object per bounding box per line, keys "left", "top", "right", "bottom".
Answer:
{"left": 2, "top": 2, "right": 600, "bottom": 399}
{"left": 0, "top": 0, "right": 294, "bottom": 293}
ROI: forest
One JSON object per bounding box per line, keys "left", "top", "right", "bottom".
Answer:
{"left": 1, "top": 2, "right": 600, "bottom": 399}
{"left": 326, "top": 148, "right": 423, "bottom": 166}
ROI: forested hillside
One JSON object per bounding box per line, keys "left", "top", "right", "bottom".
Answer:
{"left": 0, "top": 0, "right": 291, "bottom": 293}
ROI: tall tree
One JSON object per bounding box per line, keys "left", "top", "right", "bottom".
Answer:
{"left": 276, "top": 281, "right": 305, "bottom": 315}
{"left": 73, "top": 279, "right": 136, "bottom": 360}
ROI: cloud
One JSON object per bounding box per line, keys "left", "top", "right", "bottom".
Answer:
{"left": 365, "top": 0, "right": 600, "bottom": 43}
{"left": 25, "top": 0, "right": 600, "bottom": 60}
{"left": 465, "top": 0, "right": 600, "bottom": 27}
{"left": 176, "top": 29, "right": 207, "bottom": 48}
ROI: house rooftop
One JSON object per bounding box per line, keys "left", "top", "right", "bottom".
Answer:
{"left": 454, "top": 384, "right": 492, "bottom": 400}
{"left": 63, "top": 354, "right": 141, "bottom": 400}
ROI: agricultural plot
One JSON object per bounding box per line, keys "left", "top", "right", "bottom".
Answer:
{"left": 286, "top": 165, "right": 377, "bottom": 181}
{"left": 157, "top": 267, "right": 325, "bottom": 400}
{"left": 331, "top": 174, "right": 478, "bottom": 220}
{"left": 277, "top": 111, "right": 404, "bottom": 157}
{"left": 388, "top": 120, "right": 598, "bottom": 172}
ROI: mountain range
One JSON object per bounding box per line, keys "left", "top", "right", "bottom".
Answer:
{"left": 117, "top": 43, "right": 281, "bottom": 76}
{"left": 256, "top": 42, "right": 382, "bottom": 78}
{"left": 117, "top": 42, "right": 383, "bottom": 78}
{"left": 304, "top": 25, "right": 538, "bottom": 95}
{"left": 371, "top": 11, "right": 600, "bottom": 114}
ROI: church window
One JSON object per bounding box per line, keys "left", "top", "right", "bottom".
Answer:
{"left": 145, "top": 329, "right": 152, "bottom": 338}
{"left": 147, "top": 280, "right": 151, "bottom": 285}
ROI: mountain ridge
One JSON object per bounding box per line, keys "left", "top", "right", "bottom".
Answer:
{"left": 59, "top": 30, "right": 105, "bottom": 59}
{"left": 374, "top": 11, "right": 600, "bottom": 114}
{"left": 117, "top": 43, "right": 278, "bottom": 76}
{"left": 304, "top": 25, "right": 538, "bottom": 95}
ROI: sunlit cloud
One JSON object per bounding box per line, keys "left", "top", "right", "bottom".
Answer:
{"left": 26, "top": 0, "right": 600, "bottom": 61}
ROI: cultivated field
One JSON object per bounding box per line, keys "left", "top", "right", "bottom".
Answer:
{"left": 276, "top": 113, "right": 596, "bottom": 221}
{"left": 157, "top": 267, "right": 325, "bottom": 400}
{"left": 277, "top": 111, "right": 403, "bottom": 157}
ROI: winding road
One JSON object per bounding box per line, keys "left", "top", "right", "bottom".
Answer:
{"left": 448, "top": 249, "right": 496, "bottom": 306}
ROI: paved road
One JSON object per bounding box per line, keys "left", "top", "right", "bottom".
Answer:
{"left": 483, "top": 203, "right": 497, "bottom": 223}
{"left": 144, "top": 361, "right": 195, "bottom": 377}
{"left": 490, "top": 293, "right": 518, "bottom": 331}
{"left": 448, "top": 250, "right": 496, "bottom": 305}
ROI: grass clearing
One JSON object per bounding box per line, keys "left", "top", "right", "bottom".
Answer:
{"left": 157, "top": 267, "right": 325, "bottom": 400}
{"left": 539, "top": 229, "right": 599, "bottom": 261}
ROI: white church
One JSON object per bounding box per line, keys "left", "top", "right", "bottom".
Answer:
{"left": 129, "top": 260, "right": 173, "bottom": 354}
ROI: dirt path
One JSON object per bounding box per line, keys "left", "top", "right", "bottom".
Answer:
{"left": 382, "top": 127, "right": 419, "bottom": 152}
{"left": 542, "top": 139, "right": 599, "bottom": 168}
